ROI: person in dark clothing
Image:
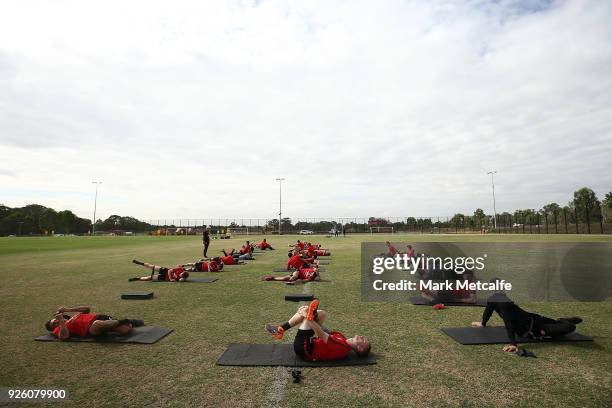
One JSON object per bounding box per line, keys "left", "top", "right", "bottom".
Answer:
{"left": 202, "top": 227, "right": 210, "bottom": 258}
{"left": 471, "top": 292, "right": 583, "bottom": 353}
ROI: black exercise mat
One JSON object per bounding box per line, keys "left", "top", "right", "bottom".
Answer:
{"left": 151, "top": 277, "right": 217, "bottom": 283}
{"left": 410, "top": 296, "right": 487, "bottom": 307}
{"left": 35, "top": 326, "right": 173, "bottom": 344}
{"left": 122, "top": 291, "right": 154, "bottom": 299}
{"left": 285, "top": 294, "right": 315, "bottom": 302}
{"left": 441, "top": 327, "right": 593, "bottom": 345}
{"left": 273, "top": 267, "right": 326, "bottom": 273}
{"left": 216, "top": 343, "right": 377, "bottom": 367}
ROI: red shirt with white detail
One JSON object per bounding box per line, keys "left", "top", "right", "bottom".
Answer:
{"left": 221, "top": 255, "right": 235, "bottom": 265}
{"left": 52, "top": 313, "right": 98, "bottom": 338}
{"left": 287, "top": 255, "right": 305, "bottom": 270}
{"left": 167, "top": 267, "right": 185, "bottom": 281}
{"left": 309, "top": 331, "right": 351, "bottom": 361}
{"left": 298, "top": 268, "right": 316, "bottom": 281}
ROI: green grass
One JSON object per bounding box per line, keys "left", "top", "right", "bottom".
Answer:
{"left": 0, "top": 234, "right": 610, "bottom": 407}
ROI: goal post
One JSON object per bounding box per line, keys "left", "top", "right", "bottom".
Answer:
{"left": 370, "top": 226, "right": 394, "bottom": 234}
{"left": 228, "top": 227, "right": 249, "bottom": 236}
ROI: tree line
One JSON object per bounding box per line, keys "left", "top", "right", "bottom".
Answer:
{"left": 0, "top": 204, "right": 152, "bottom": 236}
{"left": 2, "top": 187, "right": 610, "bottom": 236}
{"left": 448, "top": 187, "right": 611, "bottom": 231}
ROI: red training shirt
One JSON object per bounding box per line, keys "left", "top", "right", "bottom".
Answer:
{"left": 53, "top": 313, "right": 98, "bottom": 338}
{"left": 309, "top": 331, "right": 351, "bottom": 361}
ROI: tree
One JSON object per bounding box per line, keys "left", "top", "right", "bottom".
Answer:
{"left": 406, "top": 217, "right": 417, "bottom": 228}
{"left": 603, "top": 192, "right": 612, "bottom": 222}
{"left": 450, "top": 213, "right": 465, "bottom": 226}
{"left": 473, "top": 209, "right": 488, "bottom": 226}
{"left": 605, "top": 192, "right": 612, "bottom": 208}
{"left": 571, "top": 187, "right": 601, "bottom": 224}
{"left": 542, "top": 203, "right": 561, "bottom": 216}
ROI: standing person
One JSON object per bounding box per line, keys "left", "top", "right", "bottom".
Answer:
{"left": 202, "top": 226, "right": 210, "bottom": 258}
{"left": 342, "top": 225, "right": 346, "bottom": 237}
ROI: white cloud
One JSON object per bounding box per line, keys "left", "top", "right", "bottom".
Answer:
{"left": 0, "top": 0, "right": 611, "bottom": 221}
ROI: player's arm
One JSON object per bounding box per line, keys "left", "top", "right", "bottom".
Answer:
{"left": 54, "top": 314, "right": 70, "bottom": 340}
{"left": 56, "top": 306, "right": 91, "bottom": 314}
{"left": 472, "top": 303, "right": 493, "bottom": 327}
{"left": 307, "top": 318, "right": 330, "bottom": 343}
{"left": 481, "top": 302, "right": 494, "bottom": 326}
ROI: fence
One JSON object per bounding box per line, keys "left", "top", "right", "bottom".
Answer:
{"left": 131, "top": 214, "right": 612, "bottom": 235}
{"left": 5, "top": 215, "right": 610, "bottom": 236}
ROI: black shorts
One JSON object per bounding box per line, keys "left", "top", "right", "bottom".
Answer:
{"left": 95, "top": 314, "right": 114, "bottom": 321}
{"left": 293, "top": 329, "right": 315, "bottom": 358}
{"left": 157, "top": 268, "right": 168, "bottom": 280}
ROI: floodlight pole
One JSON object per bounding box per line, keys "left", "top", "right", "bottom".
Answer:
{"left": 92, "top": 181, "right": 102, "bottom": 236}
{"left": 275, "top": 178, "right": 285, "bottom": 235}
{"left": 487, "top": 171, "right": 498, "bottom": 230}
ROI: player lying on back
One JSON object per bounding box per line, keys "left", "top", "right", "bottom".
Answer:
{"left": 45, "top": 305, "right": 144, "bottom": 340}
{"left": 130, "top": 260, "right": 190, "bottom": 282}
{"left": 265, "top": 300, "right": 371, "bottom": 361}
{"left": 262, "top": 265, "right": 321, "bottom": 284}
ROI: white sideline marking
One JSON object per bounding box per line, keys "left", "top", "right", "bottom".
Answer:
{"left": 265, "top": 282, "right": 313, "bottom": 408}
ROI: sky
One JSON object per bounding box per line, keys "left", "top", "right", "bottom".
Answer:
{"left": 1, "top": 0, "right": 611, "bottom": 222}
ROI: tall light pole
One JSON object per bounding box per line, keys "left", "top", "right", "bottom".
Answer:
{"left": 486, "top": 171, "right": 498, "bottom": 230}
{"left": 92, "top": 181, "right": 102, "bottom": 236}
{"left": 275, "top": 178, "right": 285, "bottom": 235}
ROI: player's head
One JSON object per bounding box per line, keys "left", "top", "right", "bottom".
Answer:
{"left": 386, "top": 241, "right": 391, "bottom": 246}
{"left": 45, "top": 319, "right": 57, "bottom": 331}
{"left": 288, "top": 251, "right": 293, "bottom": 258}
{"left": 263, "top": 238, "right": 267, "bottom": 242}
{"left": 180, "top": 271, "right": 190, "bottom": 281}
{"left": 407, "top": 245, "right": 412, "bottom": 250}
{"left": 212, "top": 257, "right": 221, "bottom": 263}
{"left": 347, "top": 335, "right": 371, "bottom": 357}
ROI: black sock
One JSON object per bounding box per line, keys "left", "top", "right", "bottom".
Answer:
{"left": 132, "top": 259, "right": 144, "bottom": 265}
{"left": 128, "top": 277, "right": 139, "bottom": 281}
{"left": 281, "top": 322, "right": 291, "bottom": 331}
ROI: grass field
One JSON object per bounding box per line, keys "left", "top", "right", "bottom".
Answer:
{"left": 1, "top": 234, "right": 611, "bottom": 408}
